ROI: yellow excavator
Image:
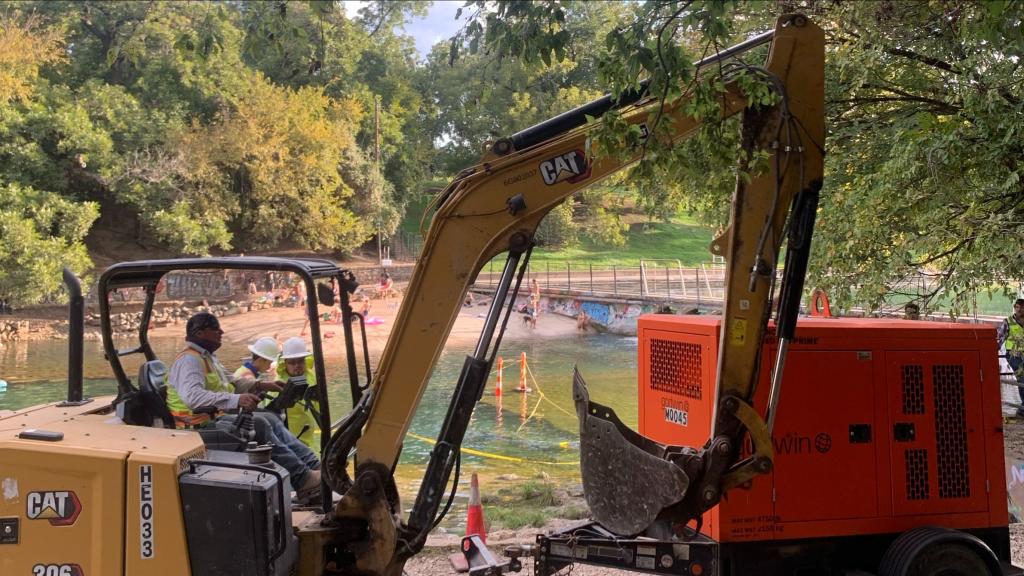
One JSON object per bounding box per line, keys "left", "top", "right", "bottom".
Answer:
{"left": 1, "top": 14, "right": 830, "bottom": 575}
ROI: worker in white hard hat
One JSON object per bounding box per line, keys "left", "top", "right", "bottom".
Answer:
{"left": 273, "top": 336, "right": 322, "bottom": 450}
{"left": 232, "top": 336, "right": 285, "bottom": 393}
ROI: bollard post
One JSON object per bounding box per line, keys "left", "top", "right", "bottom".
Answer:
{"left": 613, "top": 265, "right": 618, "bottom": 295}
{"left": 518, "top": 352, "right": 531, "bottom": 393}
{"left": 495, "top": 356, "right": 503, "bottom": 396}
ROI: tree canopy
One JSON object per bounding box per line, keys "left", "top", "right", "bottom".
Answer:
{"left": 0, "top": 1, "right": 426, "bottom": 304}
{"left": 454, "top": 0, "right": 1024, "bottom": 315}
{"left": 2, "top": 1, "right": 1022, "bottom": 314}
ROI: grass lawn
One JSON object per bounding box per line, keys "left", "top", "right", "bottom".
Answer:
{"left": 528, "top": 215, "right": 715, "bottom": 267}
{"left": 400, "top": 199, "right": 717, "bottom": 268}
{"left": 928, "top": 288, "right": 1020, "bottom": 317}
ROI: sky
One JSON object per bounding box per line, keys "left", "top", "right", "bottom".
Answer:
{"left": 343, "top": 1, "right": 470, "bottom": 60}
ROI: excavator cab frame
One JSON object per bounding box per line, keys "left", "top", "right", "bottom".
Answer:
{"left": 95, "top": 256, "right": 369, "bottom": 513}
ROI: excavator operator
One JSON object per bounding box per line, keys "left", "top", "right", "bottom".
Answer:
{"left": 165, "top": 312, "right": 322, "bottom": 500}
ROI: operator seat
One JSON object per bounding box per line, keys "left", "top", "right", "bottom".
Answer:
{"left": 138, "top": 360, "right": 175, "bottom": 428}
{"left": 128, "top": 360, "right": 247, "bottom": 450}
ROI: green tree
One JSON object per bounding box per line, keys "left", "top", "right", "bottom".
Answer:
{"left": 236, "top": 0, "right": 431, "bottom": 239}
{"left": 458, "top": 1, "right": 1024, "bottom": 315}
{"left": 0, "top": 11, "right": 97, "bottom": 304}
{"left": 0, "top": 184, "right": 98, "bottom": 304}
{"left": 168, "top": 74, "right": 369, "bottom": 253}
{"left": 810, "top": 1, "right": 1024, "bottom": 314}
{"left": 433, "top": 2, "right": 637, "bottom": 248}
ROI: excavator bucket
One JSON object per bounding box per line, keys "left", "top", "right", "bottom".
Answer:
{"left": 573, "top": 367, "right": 690, "bottom": 536}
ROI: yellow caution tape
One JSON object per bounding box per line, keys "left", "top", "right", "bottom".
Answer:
{"left": 405, "top": 432, "right": 578, "bottom": 466}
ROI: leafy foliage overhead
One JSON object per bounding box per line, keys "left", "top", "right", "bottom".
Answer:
{"left": 3, "top": 0, "right": 1023, "bottom": 316}
{"left": 0, "top": 1, "right": 436, "bottom": 304}
{"left": 454, "top": 0, "right": 1024, "bottom": 315}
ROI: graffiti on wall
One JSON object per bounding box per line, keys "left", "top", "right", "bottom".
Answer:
{"left": 549, "top": 298, "right": 580, "bottom": 318}
{"left": 540, "top": 293, "right": 690, "bottom": 334}
{"left": 580, "top": 301, "right": 612, "bottom": 326}
{"left": 165, "top": 273, "right": 233, "bottom": 299}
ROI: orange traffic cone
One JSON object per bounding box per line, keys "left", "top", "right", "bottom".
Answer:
{"left": 495, "top": 357, "right": 503, "bottom": 396}
{"left": 517, "top": 352, "right": 531, "bottom": 393}
{"left": 465, "top": 473, "right": 486, "bottom": 542}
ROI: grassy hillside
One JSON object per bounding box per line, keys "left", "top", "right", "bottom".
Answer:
{"left": 399, "top": 191, "right": 716, "bottom": 268}
{"left": 530, "top": 215, "right": 715, "bottom": 267}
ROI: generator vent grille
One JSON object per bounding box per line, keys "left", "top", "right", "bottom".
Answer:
{"left": 650, "top": 339, "right": 702, "bottom": 399}
{"left": 933, "top": 364, "right": 970, "bottom": 499}
{"left": 902, "top": 364, "right": 925, "bottom": 415}
{"left": 906, "top": 448, "right": 930, "bottom": 501}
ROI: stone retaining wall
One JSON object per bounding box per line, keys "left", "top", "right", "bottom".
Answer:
{"left": 0, "top": 299, "right": 287, "bottom": 344}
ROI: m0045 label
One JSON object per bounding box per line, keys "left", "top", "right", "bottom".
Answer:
{"left": 139, "top": 465, "right": 154, "bottom": 558}
{"left": 664, "top": 406, "right": 688, "bottom": 427}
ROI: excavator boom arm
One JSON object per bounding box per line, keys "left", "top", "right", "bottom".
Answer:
{"left": 329, "top": 14, "right": 824, "bottom": 574}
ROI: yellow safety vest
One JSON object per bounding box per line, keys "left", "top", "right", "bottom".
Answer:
{"left": 1006, "top": 317, "right": 1024, "bottom": 353}
{"left": 275, "top": 357, "right": 321, "bottom": 450}
{"left": 165, "top": 348, "right": 227, "bottom": 427}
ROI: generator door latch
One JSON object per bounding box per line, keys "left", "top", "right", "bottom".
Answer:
{"left": 849, "top": 424, "right": 872, "bottom": 444}
{"left": 894, "top": 422, "right": 916, "bottom": 442}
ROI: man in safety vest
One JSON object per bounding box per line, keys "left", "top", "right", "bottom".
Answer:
{"left": 165, "top": 313, "right": 322, "bottom": 499}
{"left": 234, "top": 336, "right": 283, "bottom": 388}
{"left": 275, "top": 337, "right": 322, "bottom": 450}
{"left": 998, "top": 298, "right": 1024, "bottom": 417}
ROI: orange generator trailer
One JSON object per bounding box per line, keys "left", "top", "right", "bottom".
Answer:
{"left": 635, "top": 314, "right": 1014, "bottom": 574}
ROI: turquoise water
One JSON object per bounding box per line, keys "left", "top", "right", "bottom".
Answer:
{"left": 0, "top": 333, "right": 639, "bottom": 502}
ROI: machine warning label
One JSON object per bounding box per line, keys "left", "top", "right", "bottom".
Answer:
{"left": 635, "top": 556, "right": 656, "bottom": 570}
{"left": 730, "top": 318, "right": 747, "bottom": 346}
{"left": 550, "top": 542, "right": 588, "bottom": 560}
{"left": 139, "top": 465, "right": 154, "bottom": 559}
{"left": 26, "top": 491, "right": 81, "bottom": 526}
{"left": 539, "top": 150, "right": 590, "bottom": 185}
{"left": 502, "top": 168, "right": 536, "bottom": 187}
{"left": 32, "top": 564, "right": 83, "bottom": 576}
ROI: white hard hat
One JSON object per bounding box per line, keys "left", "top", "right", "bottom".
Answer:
{"left": 248, "top": 336, "right": 280, "bottom": 361}
{"left": 281, "top": 336, "right": 312, "bottom": 360}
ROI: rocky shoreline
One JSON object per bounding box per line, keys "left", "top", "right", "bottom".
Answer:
{"left": 0, "top": 298, "right": 286, "bottom": 343}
